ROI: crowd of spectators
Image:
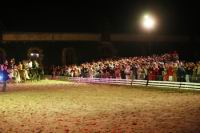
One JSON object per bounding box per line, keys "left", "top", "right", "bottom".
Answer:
{"left": 0, "top": 58, "right": 42, "bottom": 83}
{"left": 50, "top": 51, "right": 200, "bottom": 83}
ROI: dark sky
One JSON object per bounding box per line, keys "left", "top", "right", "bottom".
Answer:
{"left": 0, "top": 1, "right": 199, "bottom": 35}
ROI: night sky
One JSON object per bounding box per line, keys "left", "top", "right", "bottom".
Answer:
{"left": 0, "top": 1, "right": 199, "bottom": 35}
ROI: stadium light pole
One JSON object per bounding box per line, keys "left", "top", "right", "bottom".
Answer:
{"left": 141, "top": 14, "right": 156, "bottom": 55}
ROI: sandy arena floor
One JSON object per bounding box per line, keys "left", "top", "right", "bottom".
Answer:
{"left": 0, "top": 80, "right": 200, "bottom": 133}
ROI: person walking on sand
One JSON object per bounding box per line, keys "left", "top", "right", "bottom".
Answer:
{"left": 0, "top": 65, "right": 10, "bottom": 92}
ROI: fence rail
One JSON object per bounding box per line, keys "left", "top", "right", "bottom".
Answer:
{"left": 63, "top": 77, "right": 200, "bottom": 90}
{"left": 44, "top": 75, "right": 200, "bottom": 90}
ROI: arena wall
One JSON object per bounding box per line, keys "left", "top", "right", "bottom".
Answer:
{"left": 0, "top": 33, "right": 200, "bottom": 67}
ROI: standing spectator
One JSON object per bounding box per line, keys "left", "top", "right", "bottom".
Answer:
{"left": 167, "top": 64, "right": 174, "bottom": 81}
{"left": 125, "top": 64, "right": 131, "bottom": 79}
{"left": 158, "top": 63, "right": 164, "bottom": 81}
{"left": 131, "top": 64, "right": 138, "bottom": 80}
{"left": 191, "top": 66, "right": 197, "bottom": 82}
{"left": 51, "top": 66, "right": 56, "bottom": 79}
{"left": 197, "top": 63, "right": 200, "bottom": 82}
{"left": 1, "top": 65, "right": 9, "bottom": 92}
{"left": 88, "top": 66, "right": 93, "bottom": 78}
{"left": 114, "top": 65, "right": 121, "bottom": 79}
{"left": 185, "top": 65, "right": 193, "bottom": 82}
{"left": 137, "top": 66, "right": 142, "bottom": 80}
{"left": 120, "top": 65, "right": 126, "bottom": 79}
{"left": 10, "top": 58, "right": 15, "bottom": 69}
{"left": 18, "top": 62, "right": 23, "bottom": 70}
{"left": 177, "top": 65, "right": 186, "bottom": 82}
{"left": 140, "top": 66, "right": 146, "bottom": 80}
{"left": 173, "top": 63, "right": 178, "bottom": 82}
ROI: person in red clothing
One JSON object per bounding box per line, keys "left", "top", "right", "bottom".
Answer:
{"left": 167, "top": 64, "right": 174, "bottom": 81}
{"left": 148, "top": 66, "right": 153, "bottom": 80}
{"left": 114, "top": 65, "right": 121, "bottom": 79}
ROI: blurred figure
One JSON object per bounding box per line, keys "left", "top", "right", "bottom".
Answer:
{"left": 0, "top": 65, "right": 10, "bottom": 92}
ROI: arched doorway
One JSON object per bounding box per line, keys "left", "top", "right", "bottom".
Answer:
{"left": 62, "top": 48, "right": 77, "bottom": 65}
{"left": 0, "top": 48, "right": 6, "bottom": 64}
{"left": 98, "top": 42, "right": 116, "bottom": 58}
{"left": 27, "top": 47, "right": 44, "bottom": 65}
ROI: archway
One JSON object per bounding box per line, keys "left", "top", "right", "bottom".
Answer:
{"left": 0, "top": 48, "right": 6, "bottom": 64}
{"left": 98, "top": 42, "right": 116, "bottom": 58}
{"left": 62, "top": 48, "right": 77, "bottom": 65}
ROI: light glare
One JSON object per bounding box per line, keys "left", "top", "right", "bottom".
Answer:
{"left": 0, "top": 75, "right": 3, "bottom": 81}
{"left": 142, "top": 14, "right": 156, "bottom": 30}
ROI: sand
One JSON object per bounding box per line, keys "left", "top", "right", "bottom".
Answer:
{"left": 0, "top": 80, "right": 200, "bottom": 133}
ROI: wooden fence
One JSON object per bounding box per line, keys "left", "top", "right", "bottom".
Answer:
{"left": 61, "top": 77, "right": 200, "bottom": 90}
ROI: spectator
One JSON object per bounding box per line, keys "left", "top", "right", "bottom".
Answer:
{"left": 0, "top": 65, "right": 9, "bottom": 92}
{"left": 50, "top": 52, "right": 200, "bottom": 83}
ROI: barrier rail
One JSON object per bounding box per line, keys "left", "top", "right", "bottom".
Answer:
{"left": 44, "top": 75, "right": 200, "bottom": 90}
{"left": 65, "top": 77, "right": 200, "bottom": 90}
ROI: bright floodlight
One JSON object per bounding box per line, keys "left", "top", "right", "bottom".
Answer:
{"left": 36, "top": 53, "right": 39, "bottom": 57}
{"left": 142, "top": 14, "right": 155, "bottom": 30}
{"left": 30, "top": 53, "right": 39, "bottom": 58}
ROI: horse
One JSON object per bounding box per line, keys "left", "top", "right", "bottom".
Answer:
{"left": 29, "top": 67, "right": 44, "bottom": 81}
{"left": 11, "top": 68, "right": 21, "bottom": 83}
{"left": 18, "top": 69, "right": 28, "bottom": 82}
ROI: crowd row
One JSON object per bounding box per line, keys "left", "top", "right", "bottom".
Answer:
{"left": 51, "top": 52, "right": 200, "bottom": 83}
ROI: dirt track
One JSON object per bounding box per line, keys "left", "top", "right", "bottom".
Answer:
{"left": 0, "top": 80, "right": 200, "bottom": 133}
